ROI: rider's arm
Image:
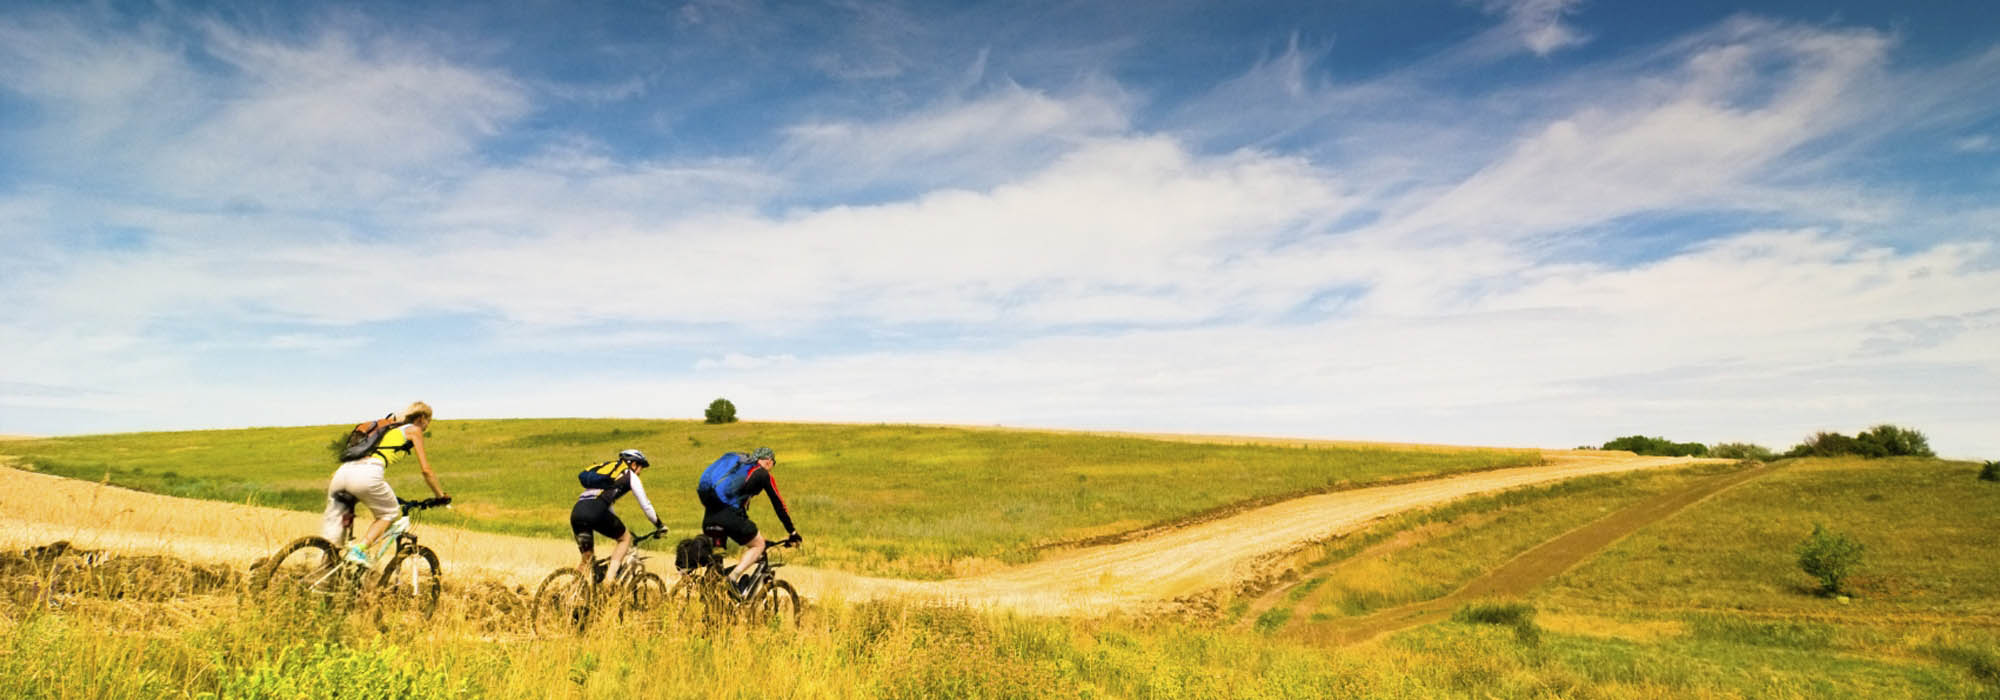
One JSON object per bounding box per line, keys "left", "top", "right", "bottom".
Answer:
{"left": 407, "top": 424, "right": 446, "bottom": 499}
{"left": 746, "top": 468, "right": 797, "bottom": 536}
{"left": 627, "top": 471, "right": 662, "bottom": 528}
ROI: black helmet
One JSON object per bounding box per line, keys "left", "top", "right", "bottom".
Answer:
{"left": 618, "top": 448, "right": 649, "bottom": 467}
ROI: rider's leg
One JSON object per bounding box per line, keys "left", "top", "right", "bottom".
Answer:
{"left": 348, "top": 462, "right": 400, "bottom": 551}
{"left": 359, "top": 517, "right": 393, "bottom": 549}
{"left": 570, "top": 501, "right": 598, "bottom": 578}
{"left": 318, "top": 492, "right": 349, "bottom": 544}
{"left": 607, "top": 530, "right": 634, "bottom": 583}
{"left": 729, "top": 533, "right": 767, "bottom": 584}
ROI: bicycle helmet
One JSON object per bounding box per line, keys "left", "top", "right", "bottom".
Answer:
{"left": 618, "top": 448, "right": 649, "bottom": 467}
{"left": 751, "top": 446, "right": 776, "bottom": 463}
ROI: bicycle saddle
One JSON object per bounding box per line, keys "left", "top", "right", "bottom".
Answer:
{"left": 332, "top": 491, "right": 360, "bottom": 506}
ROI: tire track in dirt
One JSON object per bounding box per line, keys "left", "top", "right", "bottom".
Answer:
{"left": 1280, "top": 460, "right": 1783, "bottom": 646}
{"left": 0, "top": 452, "right": 1720, "bottom": 616}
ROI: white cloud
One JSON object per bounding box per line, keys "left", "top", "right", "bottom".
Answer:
{"left": 1387, "top": 21, "right": 1890, "bottom": 243}
{"left": 1480, "top": 0, "right": 1591, "bottom": 57}
{"left": 777, "top": 82, "right": 1133, "bottom": 191}
{"left": 3, "top": 9, "right": 1996, "bottom": 462}
{"left": 695, "top": 353, "right": 799, "bottom": 371}
{"left": 266, "top": 333, "right": 370, "bottom": 352}
{"left": 1954, "top": 134, "right": 1994, "bottom": 152}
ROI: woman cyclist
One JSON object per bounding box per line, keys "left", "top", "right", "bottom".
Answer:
{"left": 323, "top": 401, "right": 449, "bottom": 565}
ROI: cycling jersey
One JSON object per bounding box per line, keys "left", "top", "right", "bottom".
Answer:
{"left": 366, "top": 425, "right": 418, "bottom": 467}
{"left": 577, "top": 468, "right": 660, "bottom": 527}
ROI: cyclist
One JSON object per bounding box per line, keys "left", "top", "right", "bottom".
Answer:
{"left": 695, "top": 446, "right": 800, "bottom": 598}
{"left": 572, "top": 448, "right": 665, "bottom": 585}
{"left": 322, "top": 401, "right": 449, "bottom": 566}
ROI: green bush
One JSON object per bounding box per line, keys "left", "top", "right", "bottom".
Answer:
{"left": 1980, "top": 461, "right": 1999, "bottom": 482}
{"left": 1452, "top": 601, "right": 1540, "bottom": 646}
{"left": 1796, "top": 523, "right": 1864, "bottom": 596}
{"left": 1601, "top": 435, "right": 1708, "bottom": 457}
{"left": 1709, "top": 442, "right": 1776, "bottom": 461}
{"left": 704, "top": 398, "right": 738, "bottom": 424}
{"left": 1785, "top": 425, "right": 1934, "bottom": 459}
{"left": 1856, "top": 424, "right": 1935, "bottom": 457}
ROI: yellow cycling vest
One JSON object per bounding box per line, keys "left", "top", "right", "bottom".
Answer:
{"left": 370, "top": 425, "right": 416, "bottom": 467}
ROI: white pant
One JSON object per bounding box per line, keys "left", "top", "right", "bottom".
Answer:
{"left": 321, "top": 460, "right": 399, "bottom": 544}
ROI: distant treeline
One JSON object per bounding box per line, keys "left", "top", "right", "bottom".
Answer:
{"left": 1597, "top": 424, "right": 1936, "bottom": 461}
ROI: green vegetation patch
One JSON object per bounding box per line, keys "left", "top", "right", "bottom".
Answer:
{"left": 1270, "top": 464, "right": 1732, "bottom": 622}
{"left": 1544, "top": 457, "right": 2000, "bottom": 617}
{"left": 0, "top": 419, "right": 1538, "bottom": 579}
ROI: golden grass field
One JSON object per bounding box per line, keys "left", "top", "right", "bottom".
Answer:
{"left": 4, "top": 424, "right": 1996, "bottom": 699}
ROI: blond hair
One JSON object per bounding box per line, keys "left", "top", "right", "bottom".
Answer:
{"left": 395, "top": 401, "right": 434, "bottom": 424}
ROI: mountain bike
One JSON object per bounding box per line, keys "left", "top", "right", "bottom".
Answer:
{"left": 667, "top": 533, "right": 801, "bottom": 630}
{"left": 249, "top": 495, "right": 453, "bottom": 625}
{"left": 530, "top": 527, "right": 669, "bottom": 635}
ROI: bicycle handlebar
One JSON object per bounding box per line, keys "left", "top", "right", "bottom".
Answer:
{"left": 398, "top": 496, "right": 453, "bottom": 512}
{"left": 634, "top": 527, "right": 668, "bottom": 544}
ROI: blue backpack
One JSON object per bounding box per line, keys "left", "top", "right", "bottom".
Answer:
{"left": 696, "top": 452, "right": 753, "bottom": 508}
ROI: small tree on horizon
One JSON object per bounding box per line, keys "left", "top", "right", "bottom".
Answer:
{"left": 1796, "top": 523, "right": 1864, "bottom": 597}
{"left": 704, "top": 398, "right": 738, "bottom": 425}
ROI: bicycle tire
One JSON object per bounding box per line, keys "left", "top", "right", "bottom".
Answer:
{"left": 665, "top": 573, "right": 715, "bottom": 630}
{"left": 750, "top": 579, "right": 801, "bottom": 628}
{"left": 627, "top": 572, "right": 666, "bottom": 613}
{"left": 373, "top": 544, "right": 442, "bottom": 624}
{"left": 249, "top": 536, "right": 352, "bottom": 604}
{"left": 531, "top": 568, "right": 596, "bottom": 636}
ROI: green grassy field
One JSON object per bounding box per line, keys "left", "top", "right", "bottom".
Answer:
{"left": 3, "top": 451, "right": 1997, "bottom": 697}
{"left": 0, "top": 419, "right": 1539, "bottom": 578}
{"left": 1236, "top": 463, "right": 1737, "bottom": 629}
{"left": 1210, "top": 456, "right": 2000, "bottom": 697}
{"left": 1545, "top": 457, "right": 2000, "bottom": 617}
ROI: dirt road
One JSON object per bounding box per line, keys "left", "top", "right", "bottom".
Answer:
{"left": 0, "top": 451, "right": 1716, "bottom": 615}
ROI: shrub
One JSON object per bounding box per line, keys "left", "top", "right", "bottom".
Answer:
{"left": 1796, "top": 523, "right": 1864, "bottom": 596}
{"left": 704, "top": 398, "right": 738, "bottom": 424}
{"left": 1785, "top": 425, "right": 1935, "bottom": 459}
{"left": 1856, "top": 424, "right": 1935, "bottom": 457}
{"left": 1980, "top": 461, "right": 1999, "bottom": 482}
{"left": 1601, "top": 435, "right": 1708, "bottom": 457}
{"left": 1708, "top": 442, "right": 1776, "bottom": 461}
{"left": 1452, "top": 600, "right": 1540, "bottom": 646}
{"left": 1786, "top": 431, "right": 1864, "bottom": 458}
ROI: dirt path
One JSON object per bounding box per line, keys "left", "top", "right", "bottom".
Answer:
{"left": 0, "top": 452, "right": 1719, "bottom": 615}
{"left": 1282, "top": 460, "right": 1784, "bottom": 645}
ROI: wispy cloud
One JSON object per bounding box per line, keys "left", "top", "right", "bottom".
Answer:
{"left": 1480, "top": 0, "right": 1591, "bottom": 56}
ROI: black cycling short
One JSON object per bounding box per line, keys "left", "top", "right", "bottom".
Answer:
{"left": 570, "top": 497, "right": 627, "bottom": 553}
{"left": 701, "top": 505, "right": 759, "bottom": 547}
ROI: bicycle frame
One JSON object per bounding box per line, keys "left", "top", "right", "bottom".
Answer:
{"left": 338, "top": 503, "right": 426, "bottom": 566}
{"left": 591, "top": 528, "right": 665, "bottom": 585}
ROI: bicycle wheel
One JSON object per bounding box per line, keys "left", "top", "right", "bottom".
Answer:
{"left": 249, "top": 536, "right": 353, "bottom": 604}
{"left": 664, "top": 574, "right": 715, "bottom": 630}
{"left": 627, "top": 572, "right": 666, "bottom": 613}
{"left": 750, "top": 579, "right": 801, "bottom": 628}
{"left": 531, "top": 568, "right": 596, "bottom": 635}
{"left": 373, "top": 545, "right": 442, "bottom": 625}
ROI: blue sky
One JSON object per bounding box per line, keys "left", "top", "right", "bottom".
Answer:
{"left": 2, "top": 0, "right": 1996, "bottom": 457}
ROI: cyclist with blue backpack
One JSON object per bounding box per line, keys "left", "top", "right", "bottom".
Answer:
{"left": 695, "top": 447, "right": 800, "bottom": 598}
{"left": 571, "top": 449, "right": 664, "bottom": 585}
